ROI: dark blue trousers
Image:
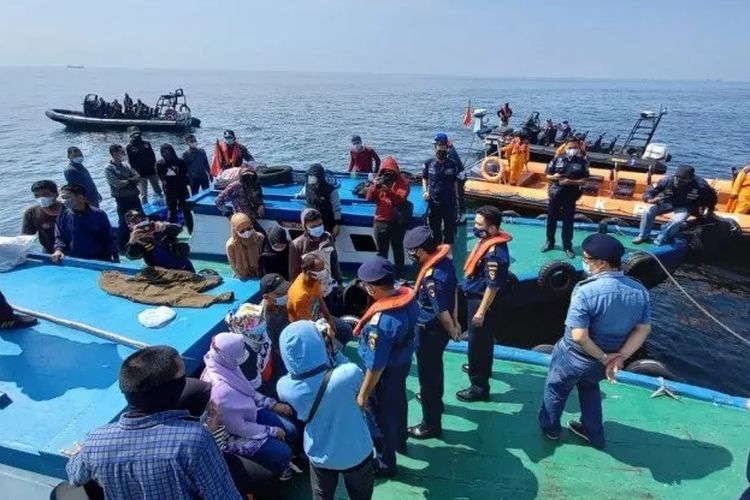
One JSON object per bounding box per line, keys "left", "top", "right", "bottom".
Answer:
{"left": 545, "top": 190, "right": 577, "bottom": 249}
{"left": 368, "top": 362, "right": 410, "bottom": 471}
{"left": 467, "top": 297, "right": 495, "bottom": 393}
{"left": 538, "top": 341, "right": 606, "bottom": 448}
{"left": 416, "top": 324, "right": 450, "bottom": 429}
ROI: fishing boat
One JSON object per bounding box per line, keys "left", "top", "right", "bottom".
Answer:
{"left": 45, "top": 89, "right": 201, "bottom": 132}
{"left": 476, "top": 108, "right": 670, "bottom": 174}
{"left": 0, "top": 255, "right": 746, "bottom": 498}
{"left": 463, "top": 159, "right": 750, "bottom": 245}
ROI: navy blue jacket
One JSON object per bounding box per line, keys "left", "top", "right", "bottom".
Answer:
{"left": 54, "top": 206, "right": 118, "bottom": 262}
{"left": 422, "top": 158, "right": 459, "bottom": 206}
{"left": 643, "top": 176, "right": 717, "bottom": 215}
{"left": 545, "top": 155, "right": 589, "bottom": 197}
{"left": 416, "top": 258, "right": 457, "bottom": 329}
{"left": 64, "top": 163, "right": 102, "bottom": 208}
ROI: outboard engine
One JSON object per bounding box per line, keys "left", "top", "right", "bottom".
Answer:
{"left": 641, "top": 142, "right": 669, "bottom": 162}
{"left": 472, "top": 109, "right": 493, "bottom": 139}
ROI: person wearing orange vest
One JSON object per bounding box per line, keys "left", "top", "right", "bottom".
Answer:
{"left": 457, "top": 206, "right": 512, "bottom": 402}
{"left": 354, "top": 257, "right": 418, "bottom": 478}
{"left": 729, "top": 165, "right": 750, "bottom": 214}
{"left": 500, "top": 132, "right": 531, "bottom": 185}
{"left": 403, "top": 226, "right": 460, "bottom": 440}
{"left": 211, "top": 130, "right": 254, "bottom": 176}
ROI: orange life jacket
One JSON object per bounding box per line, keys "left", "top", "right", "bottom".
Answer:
{"left": 353, "top": 286, "right": 416, "bottom": 336}
{"left": 211, "top": 141, "right": 245, "bottom": 176}
{"left": 413, "top": 244, "right": 451, "bottom": 292}
{"left": 463, "top": 232, "right": 512, "bottom": 278}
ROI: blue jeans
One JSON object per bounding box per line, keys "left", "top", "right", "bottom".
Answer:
{"left": 253, "top": 409, "right": 299, "bottom": 474}
{"left": 538, "top": 341, "right": 606, "bottom": 448}
{"left": 637, "top": 203, "right": 690, "bottom": 244}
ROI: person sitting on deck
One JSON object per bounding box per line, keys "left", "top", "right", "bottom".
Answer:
{"left": 288, "top": 209, "right": 344, "bottom": 299}
{"left": 65, "top": 345, "right": 243, "bottom": 500}
{"left": 287, "top": 253, "right": 353, "bottom": 345}
{"left": 632, "top": 165, "right": 718, "bottom": 246}
{"left": 348, "top": 134, "right": 381, "bottom": 174}
{"left": 212, "top": 130, "right": 255, "bottom": 175}
{"left": 538, "top": 233, "right": 651, "bottom": 449}
{"left": 0, "top": 290, "right": 37, "bottom": 330}
{"left": 21, "top": 180, "right": 62, "bottom": 254}
{"left": 52, "top": 184, "right": 119, "bottom": 264}
{"left": 261, "top": 224, "right": 291, "bottom": 279}
{"left": 277, "top": 320, "right": 375, "bottom": 500}
{"left": 216, "top": 167, "right": 266, "bottom": 227}
{"left": 64, "top": 147, "right": 102, "bottom": 208}
{"left": 226, "top": 213, "right": 265, "bottom": 279}
{"left": 294, "top": 163, "right": 343, "bottom": 237}
{"left": 258, "top": 273, "right": 292, "bottom": 387}
{"left": 124, "top": 210, "right": 194, "bottom": 272}
{"left": 201, "top": 332, "right": 299, "bottom": 480}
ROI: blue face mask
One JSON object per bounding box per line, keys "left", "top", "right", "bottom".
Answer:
{"left": 473, "top": 226, "right": 487, "bottom": 239}
{"left": 308, "top": 225, "right": 325, "bottom": 238}
{"left": 274, "top": 295, "right": 288, "bottom": 306}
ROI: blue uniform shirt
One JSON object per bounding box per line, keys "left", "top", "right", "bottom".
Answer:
{"left": 462, "top": 241, "right": 511, "bottom": 297}
{"left": 564, "top": 271, "right": 650, "bottom": 353}
{"left": 545, "top": 155, "right": 589, "bottom": 197}
{"left": 417, "top": 258, "right": 457, "bottom": 328}
{"left": 422, "top": 158, "right": 458, "bottom": 206}
{"left": 358, "top": 300, "right": 419, "bottom": 371}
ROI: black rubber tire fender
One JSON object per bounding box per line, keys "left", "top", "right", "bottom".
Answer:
{"left": 600, "top": 217, "right": 630, "bottom": 227}
{"left": 257, "top": 165, "right": 293, "bottom": 186}
{"left": 574, "top": 213, "right": 594, "bottom": 223}
{"left": 501, "top": 210, "right": 521, "bottom": 218}
{"left": 622, "top": 251, "right": 666, "bottom": 289}
{"left": 537, "top": 260, "right": 577, "bottom": 296}
{"left": 625, "top": 358, "right": 675, "bottom": 380}
{"left": 536, "top": 214, "right": 548, "bottom": 220}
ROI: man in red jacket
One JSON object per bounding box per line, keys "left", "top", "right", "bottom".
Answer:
{"left": 365, "top": 156, "right": 410, "bottom": 278}
{"left": 348, "top": 135, "right": 381, "bottom": 173}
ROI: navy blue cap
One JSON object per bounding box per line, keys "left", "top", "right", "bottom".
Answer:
{"left": 582, "top": 233, "right": 625, "bottom": 262}
{"left": 404, "top": 226, "right": 434, "bottom": 250}
{"left": 357, "top": 256, "right": 395, "bottom": 283}
{"left": 223, "top": 129, "right": 236, "bottom": 139}
{"left": 433, "top": 132, "right": 449, "bottom": 144}
{"left": 351, "top": 135, "right": 362, "bottom": 143}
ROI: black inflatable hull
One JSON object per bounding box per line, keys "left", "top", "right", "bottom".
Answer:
{"left": 45, "top": 109, "right": 201, "bottom": 132}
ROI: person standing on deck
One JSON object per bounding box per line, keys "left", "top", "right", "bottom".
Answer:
{"left": 539, "top": 233, "right": 651, "bottom": 449}
{"left": 500, "top": 132, "right": 530, "bottom": 186}
{"left": 348, "top": 135, "right": 381, "bottom": 174}
{"left": 294, "top": 163, "right": 343, "bottom": 237}
{"left": 445, "top": 136, "right": 468, "bottom": 225}
{"left": 182, "top": 134, "right": 213, "bottom": 196}
{"left": 632, "top": 165, "right": 717, "bottom": 246}
{"left": 457, "top": 206, "right": 512, "bottom": 402}
{"left": 212, "top": 130, "right": 255, "bottom": 175}
{"left": 0, "top": 290, "right": 37, "bottom": 330}
{"left": 215, "top": 167, "right": 266, "bottom": 235}
{"left": 404, "top": 226, "right": 460, "bottom": 439}
{"left": 156, "top": 143, "right": 194, "bottom": 234}
{"left": 22, "top": 180, "right": 62, "bottom": 254}
{"left": 498, "top": 102, "right": 513, "bottom": 127}
{"left": 126, "top": 126, "right": 164, "bottom": 205}
{"left": 422, "top": 133, "right": 459, "bottom": 244}
{"left": 52, "top": 184, "right": 119, "bottom": 264}
{"left": 729, "top": 165, "right": 750, "bottom": 214}
{"left": 365, "top": 155, "right": 410, "bottom": 279}
{"left": 354, "top": 257, "right": 418, "bottom": 477}
{"left": 105, "top": 144, "right": 143, "bottom": 251}
{"left": 542, "top": 136, "right": 590, "bottom": 258}
{"left": 64, "top": 147, "right": 102, "bottom": 208}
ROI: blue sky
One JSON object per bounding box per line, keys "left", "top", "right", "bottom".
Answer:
{"left": 1, "top": 0, "right": 748, "bottom": 80}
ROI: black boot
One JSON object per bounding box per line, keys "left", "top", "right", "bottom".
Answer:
{"left": 408, "top": 422, "right": 442, "bottom": 440}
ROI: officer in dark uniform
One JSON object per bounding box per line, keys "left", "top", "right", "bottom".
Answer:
{"left": 457, "top": 206, "right": 511, "bottom": 402}
{"left": 355, "top": 257, "right": 419, "bottom": 477}
{"left": 403, "top": 226, "right": 460, "bottom": 439}
{"left": 542, "top": 136, "right": 590, "bottom": 258}
{"left": 422, "top": 133, "right": 459, "bottom": 244}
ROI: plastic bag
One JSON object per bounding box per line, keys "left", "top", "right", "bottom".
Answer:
{"left": 0, "top": 235, "right": 36, "bottom": 272}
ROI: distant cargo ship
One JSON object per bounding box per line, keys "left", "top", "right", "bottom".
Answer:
{"left": 66, "top": 65, "right": 85, "bottom": 69}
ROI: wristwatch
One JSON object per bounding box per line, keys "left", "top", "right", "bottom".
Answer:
{"left": 599, "top": 353, "right": 608, "bottom": 364}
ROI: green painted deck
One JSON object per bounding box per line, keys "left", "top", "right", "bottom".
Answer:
{"left": 282, "top": 350, "right": 746, "bottom": 500}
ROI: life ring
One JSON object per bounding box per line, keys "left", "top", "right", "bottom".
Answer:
{"left": 179, "top": 104, "right": 191, "bottom": 114}
{"left": 622, "top": 251, "right": 666, "bottom": 289}
{"left": 531, "top": 344, "right": 554, "bottom": 354}
{"left": 625, "top": 358, "right": 675, "bottom": 380}
{"left": 537, "top": 260, "right": 577, "bottom": 296}
{"left": 480, "top": 156, "right": 504, "bottom": 182}
{"left": 164, "top": 108, "right": 177, "bottom": 120}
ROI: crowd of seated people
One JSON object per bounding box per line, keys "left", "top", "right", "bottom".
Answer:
{"left": 83, "top": 93, "right": 156, "bottom": 119}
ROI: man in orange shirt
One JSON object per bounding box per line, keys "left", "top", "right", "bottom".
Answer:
{"left": 287, "top": 254, "right": 353, "bottom": 344}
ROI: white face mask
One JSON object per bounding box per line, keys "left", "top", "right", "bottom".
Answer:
{"left": 582, "top": 260, "right": 592, "bottom": 276}
{"left": 237, "top": 230, "right": 253, "bottom": 239}
{"left": 312, "top": 269, "right": 330, "bottom": 282}
{"left": 307, "top": 176, "right": 318, "bottom": 185}
{"left": 70, "top": 156, "right": 84, "bottom": 164}
{"left": 307, "top": 225, "right": 324, "bottom": 238}
{"left": 225, "top": 138, "right": 235, "bottom": 145}
{"left": 566, "top": 148, "right": 579, "bottom": 158}
{"left": 37, "top": 196, "right": 56, "bottom": 208}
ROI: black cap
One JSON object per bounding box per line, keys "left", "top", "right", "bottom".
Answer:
{"left": 224, "top": 129, "right": 236, "bottom": 139}
{"left": 582, "top": 233, "right": 625, "bottom": 262}
{"left": 357, "top": 257, "right": 395, "bottom": 284}
{"left": 351, "top": 135, "right": 362, "bottom": 143}
{"left": 404, "top": 226, "right": 434, "bottom": 251}
{"left": 260, "top": 273, "right": 289, "bottom": 295}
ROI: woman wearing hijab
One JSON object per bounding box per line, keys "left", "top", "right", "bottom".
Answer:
{"left": 294, "top": 163, "right": 342, "bottom": 237}
{"left": 201, "top": 333, "right": 299, "bottom": 479}
{"left": 156, "top": 143, "right": 194, "bottom": 234}
{"left": 226, "top": 213, "right": 265, "bottom": 279}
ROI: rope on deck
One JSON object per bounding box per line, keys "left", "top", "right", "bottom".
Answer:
{"left": 10, "top": 304, "right": 150, "bottom": 350}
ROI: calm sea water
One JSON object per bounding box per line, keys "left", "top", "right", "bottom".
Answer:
{"left": 0, "top": 67, "right": 749, "bottom": 395}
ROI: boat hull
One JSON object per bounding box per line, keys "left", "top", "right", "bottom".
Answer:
{"left": 45, "top": 109, "right": 200, "bottom": 132}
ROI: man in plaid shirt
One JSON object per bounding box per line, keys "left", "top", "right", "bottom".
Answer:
{"left": 66, "top": 345, "right": 242, "bottom": 500}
